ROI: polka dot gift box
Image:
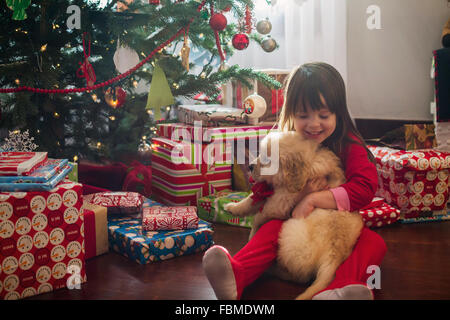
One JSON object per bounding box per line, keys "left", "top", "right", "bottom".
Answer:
{"left": 0, "top": 180, "right": 86, "bottom": 300}
{"left": 108, "top": 198, "right": 213, "bottom": 264}
{"left": 368, "top": 146, "right": 450, "bottom": 219}
{"left": 359, "top": 197, "right": 401, "bottom": 228}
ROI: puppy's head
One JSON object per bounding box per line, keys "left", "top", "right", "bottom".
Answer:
{"left": 250, "top": 131, "right": 318, "bottom": 193}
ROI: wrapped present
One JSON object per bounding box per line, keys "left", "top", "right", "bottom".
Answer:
{"left": 231, "top": 69, "right": 290, "bottom": 122}
{"left": 400, "top": 211, "right": 450, "bottom": 224}
{"left": 156, "top": 122, "right": 275, "bottom": 145}
{"left": 151, "top": 137, "right": 232, "bottom": 206}
{"left": 177, "top": 104, "right": 247, "bottom": 127}
{"left": 0, "top": 152, "right": 48, "bottom": 176}
{"left": 0, "top": 164, "right": 74, "bottom": 192}
{"left": 404, "top": 124, "right": 437, "bottom": 150}
{"left": 197, "top": 190, "right": 253, "bottom": 228}
{"left": 369, "top": 146, "right": 450, "bottom": 216}
{"left": 0, "top": 180, "right": 87, "bottom": 300}
{"left": 67, "top": 162, "right": 78, "bottom": 183}
{"left": 82, "top": 202, "right": 108, "bottom": 260}
{"left": 108, "top": 198, "right": 213, "bottom": 264}
{"left": 142, "top": 206, "right": 199, "bottom": 231}
{"left": 0, "top": 159, "right": 68, "bottom": 184}
{"left": 83, "top": 191, "right": 144, "bottom": 216}
{"left": 359, "top": 197, "right": 401, "bottom": 228}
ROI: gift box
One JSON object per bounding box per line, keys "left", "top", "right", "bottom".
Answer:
{"left": 67, "top": 162, "right": 78, "bottom": 183}
{"left": 0, "top": 180, "right": 87, "bottom": 300}
{"left": 156, "top": 122, "right": 275, "bottom": 145}
{"left": 0, "top": 159, "right": 68, "bottom": 184}
{"left": 359, "top": 197, "right": 401, "bottom": 228}
{"left": 142, "top": 206, "right": 199, "bottom": 231}
{"left": 404, "top": 124, "right": 437, "bottom": 150}
{"left": 0, "top": 163, "right": 74, "bottom": 192}
{"left": 197, "top": 190, "right": 253, "bottom": 228}
{"left": 230, "top": 69, "right": 290, "bottom": 122}
{"left": 177, "top": 104, "right": 247, "bottom": 127}
{"left": 83, "top": 191, "right": 144, "bottom": 216}
{"left": 82, "top": 202, "right": 108, "bottom": 260}
{"left": 399, "top": 211, "right": 450, "bottom": 224}
{"left": 369, "top": 146, "right": 450, "bottom": 216}
{"left": 0, "top": 152, "right": 48, "bottom": 176}
{"left": 151, "top": 137, "right": 232, "bottom": 206}
{"left": 108, "top": 198, "right": 214, "bottom": 264}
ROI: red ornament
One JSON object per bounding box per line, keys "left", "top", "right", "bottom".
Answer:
{"left": 209, "top": 13, "right": 227, "bottom": 31}
{"left": 232, "top": 33, "right": 250, "bottom": 50}
{"left": 149, "top": 0, "right": 160, "bottom": 4}
{"left": 105, "top": 87, "right": 127, "bottom": 109}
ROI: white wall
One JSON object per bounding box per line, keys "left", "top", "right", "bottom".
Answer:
{"left": 347, "top": 0, "right": 449, "bottom": 121}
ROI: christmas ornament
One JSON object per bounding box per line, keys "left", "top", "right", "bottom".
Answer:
{"left": 76, "top": 33, "right": 96, "bottom": 87}
{"left": 181, "top": 33, "right": 190, "bottom": 71}
{"left": 113, "top": 41, "right": 140, "bottom": 74}
{"left": 261, "top": 36, "right": 277, "bottom": 53}
{"left": 149, "top": 0, "right": 160, "bottom": 4}
{"left": 209, "top": 13, "right": 227, "bottom": 31}
{"left": 146, "top": 63, "right": 175, "bottom": 120}
{"left": 256, "top": 18, "right": 272, "bottom": 35}
{"left": 6, "top": 0, "right": 31, "bottom": 21}
{"left": 232, "top": 33, "right": 250, "bottom": 50}
{"left": 1, "top": 130, "right": 38, "bottom": 152}
{"left": 243, "top": 94, "right": 267, "bottom": 119}
{"left": 105, "top": 87, "right": 127, "bottom": 109}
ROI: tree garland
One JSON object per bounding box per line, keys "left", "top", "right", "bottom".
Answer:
{"left": 0, "top": 0, "right": 208, "bottom": 95}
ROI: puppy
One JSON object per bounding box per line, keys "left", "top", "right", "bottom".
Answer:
{"left": 224, "top": 131, "right": 363, "bottom": 300}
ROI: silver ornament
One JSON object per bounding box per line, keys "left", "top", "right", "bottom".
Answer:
{"left": 261, "top": 36, "right": 277, "bottom": 53}
{"left": 256, "top": 18, "right": 272, "bottom": 35}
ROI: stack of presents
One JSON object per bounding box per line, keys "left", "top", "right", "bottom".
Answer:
{"left": 2, "top": 70, "right": 450, "bottom": 300}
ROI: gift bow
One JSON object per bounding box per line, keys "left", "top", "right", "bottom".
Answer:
{"left": 250, "top": 179, "right": 274, "bottom": 205}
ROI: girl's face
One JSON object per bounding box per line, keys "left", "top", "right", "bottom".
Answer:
{"left": 293, "top": 96, "right": 336, "bottom": 144}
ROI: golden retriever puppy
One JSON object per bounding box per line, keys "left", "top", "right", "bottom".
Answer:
{"left": 224, "top": 131, "right": 363, "bottom": 300}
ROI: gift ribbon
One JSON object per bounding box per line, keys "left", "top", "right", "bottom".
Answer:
{"left": 76, "top": 33, "right": 96, "bottom": 87}
{"left": 84, "top": 207, "right": 97, "bottom": 260}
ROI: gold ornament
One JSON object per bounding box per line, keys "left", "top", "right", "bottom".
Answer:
{"left": 181, "top": 34, "right": 190, "bottom": 71}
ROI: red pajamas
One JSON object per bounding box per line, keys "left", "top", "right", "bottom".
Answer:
{"left": 228, "top": 138, "right": 386, "bottom": 299}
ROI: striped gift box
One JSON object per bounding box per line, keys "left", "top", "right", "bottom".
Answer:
{"left": 151, "top": 137, "right": 232, "bottom": 206}
{"left": 156, "top": 122, "right": 276, "bottom": 145}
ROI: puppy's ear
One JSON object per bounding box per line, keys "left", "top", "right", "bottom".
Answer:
{"left": 310, "top": 148, "right": 346, "bottom": 188}
{"left": 282, "top": 153, "right": 309, "bottom": 193}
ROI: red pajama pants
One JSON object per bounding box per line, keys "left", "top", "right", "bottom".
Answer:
{"left": 231, "top": 219, "right": 387, "bottom": 299}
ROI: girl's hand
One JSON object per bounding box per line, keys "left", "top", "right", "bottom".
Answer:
{"left": 291, "top": 194, "right": 316, "bottom": 219}
{"left": 291, "top": 190, "right": 338, "bottom": 219}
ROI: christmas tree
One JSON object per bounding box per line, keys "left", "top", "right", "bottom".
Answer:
{"left": 0, "top": 0, "right": 281, "bottom": 163}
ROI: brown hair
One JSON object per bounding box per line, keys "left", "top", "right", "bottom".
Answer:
{"left": 278, "top": 62, "right": 374, "bottom": 162}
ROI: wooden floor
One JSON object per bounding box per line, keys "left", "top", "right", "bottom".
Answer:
{"left": 28, "top": 220, "right": 450, "bottom": 300}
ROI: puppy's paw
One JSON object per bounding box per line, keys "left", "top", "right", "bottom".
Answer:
{"left": 224, "top": 202, "right": 247, "bottom": 216}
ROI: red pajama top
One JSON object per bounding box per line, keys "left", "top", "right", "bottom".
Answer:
{"left": 329, "top": 135, "right": 378, "bottom": 212}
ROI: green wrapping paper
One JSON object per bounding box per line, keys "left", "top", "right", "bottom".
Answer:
{"left": 197, "top": 189, "right": 253, "bottom": 228}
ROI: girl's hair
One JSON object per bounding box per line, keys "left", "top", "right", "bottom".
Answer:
{"left": 278, "top": 62, "right": 374, "bottom": 162}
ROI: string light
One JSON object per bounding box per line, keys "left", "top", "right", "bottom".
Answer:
{"left": 14, "top": 79, "right": 20, "bottom": 85}
{"left": 73, "top": 155, "right": 78, "bottom": 162}
{"left": 53, "top": 112, "right": 60, "bottom": 118}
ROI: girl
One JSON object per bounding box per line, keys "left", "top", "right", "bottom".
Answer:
{"left": 202, "top": 62, "right": 387, "bottom": 300}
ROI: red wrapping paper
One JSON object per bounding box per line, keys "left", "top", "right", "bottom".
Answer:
{"left": 359, "top": 198, "right": 401, "bottom": 228}
{"left": 0, "top": 180, "right": 86, "bottom": 300}
{"left": 83, "top": 191, "right": 144, "bottom": 215}
{"left": 142, "top": 206, "right": 199, "bottom": 231}
{"left": 369, "top": 146, "right": 450, "bottom": 214}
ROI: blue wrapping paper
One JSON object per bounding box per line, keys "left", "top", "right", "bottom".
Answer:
{"left": 108, "top": 198, "right": 214, "bottom": 264}
{"left": 0, "top": 163, "right": 73, "bottom": 191}
{"left": 0, "top": 158, "right": 68, "bottom": 183}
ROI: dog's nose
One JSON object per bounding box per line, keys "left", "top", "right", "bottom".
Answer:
{"left": 249, "top": 164, "right": 255, "bottom": 171}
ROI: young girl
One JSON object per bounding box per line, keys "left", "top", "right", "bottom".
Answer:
{"left": 202, "top": 62, "right": 387, "bottom": 300}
